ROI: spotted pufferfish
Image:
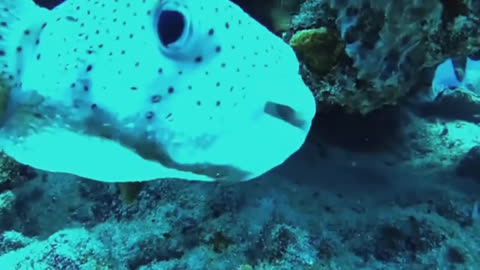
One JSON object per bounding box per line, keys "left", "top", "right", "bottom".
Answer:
{"left": 0, "top": 0, "right": 316, "bottom": 182}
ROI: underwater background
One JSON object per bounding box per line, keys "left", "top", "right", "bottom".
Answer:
{"left": 2, "top": 0, "right": 480, "bottom": 269}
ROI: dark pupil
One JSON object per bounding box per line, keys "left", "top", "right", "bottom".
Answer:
{"left": 157, "top": 10, "right": 185, "bottom": 46}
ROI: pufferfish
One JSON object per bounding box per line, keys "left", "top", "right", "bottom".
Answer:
{"left": 0, "top": 0, "right": 316, "bottom": 182}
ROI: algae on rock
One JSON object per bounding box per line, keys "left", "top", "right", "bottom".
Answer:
{"left": 289, "top": 27, "right": 345, "bottom": 76}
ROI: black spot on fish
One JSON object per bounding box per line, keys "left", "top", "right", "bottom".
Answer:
{"left": 168, "top": 87, "right": 174, "bottom": 94}
{"left": 146, "top": 111, "right": 154, "bottom": 119}
{"left": 194, "top": 56, "right": 203, "bottom": 63}
{"left": 151, "top": 95, "right": 162, "bottom": 103}
{"left": 86, "top": 65, "right": 92, "bottom": 72}
{"left": 66, "top": 16, "right": 78, "bottom": 22}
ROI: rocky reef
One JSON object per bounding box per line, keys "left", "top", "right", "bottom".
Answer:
{"left": 288, "top": 0, "right": 480, "bottom": 114}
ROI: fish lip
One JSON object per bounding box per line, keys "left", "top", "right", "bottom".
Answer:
{"left": 264, "top": 101, "right": 309, "bottom": 131}
{"left": 154, "top": 0, "right": 193, "bottom": 54}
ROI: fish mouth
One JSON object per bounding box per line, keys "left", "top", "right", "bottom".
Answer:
{"left": 264, "top": 101, "right": 309, "bottom": 131}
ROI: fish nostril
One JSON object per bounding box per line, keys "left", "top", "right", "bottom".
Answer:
{"left": 157, "top": 10, "right": 185, "bottom": 47}
{"left": 264, "top": 102, "right": 307, "bottom": 130}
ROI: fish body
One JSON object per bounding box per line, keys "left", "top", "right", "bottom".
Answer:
{"left": 0, "top": 0, "right": 316, "bottom": 182}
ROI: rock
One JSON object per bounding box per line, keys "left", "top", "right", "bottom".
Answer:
{"left": 289, "top": 0, "right": 480, "bottom": 114}
{"left": 456, "top": 145, "right": 480, "bottom": 181}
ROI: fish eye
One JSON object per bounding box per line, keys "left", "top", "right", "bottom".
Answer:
{"left": 157, "top": 10, "right": 185, "bottom": 47}
{"left": 155, "top": 2, "right": 195, "bottom": 58}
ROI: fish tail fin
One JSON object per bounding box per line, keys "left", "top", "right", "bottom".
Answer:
{"left": 0, "top": 1, "right": 48, "bottom": 121}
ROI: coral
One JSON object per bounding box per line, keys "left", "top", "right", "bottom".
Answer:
{"left": 353, "top": 216, "right": 444, "bottom": 263}
{"left": 456, "top": 145, "right": 480, "bottom": 181}
{"left": 421, "top": 87, "right": 480, "bottom": 122}
{"left": 238, "top": 265, "right": 254, "bottom": 270}
{"left": 0, "top": 190, "right": 14, "bottom": 214}
{"left": 253, "top": 224, "right": 316, "bottom": 268}
{"left": 210, "top": 231, "right": 232, "bottom": 253}
{"left": 0, "top": 228, "right": 109, "bottom": 269}
{"left": 288, "top": 0, "right": 480, "bottom": 114}
{"left": 0, "top": 231, "right": 33, "bottom": 256}
{"left": 117, "top": 182, "right": 144, "bottom": 204}
{"left": 446, "top": 246, "right": 466, "bottom": 264}
{"left": 0, "top": 153, "right": 37, "bottom": 193}
{"left": 289, "top": 27, "right": 345, "bottom": 76}
{"left": 127, "top": 233, "right": 184, "bottom": 269}
{"left": 0, "top": 191, "right": 15, "bottom": 229}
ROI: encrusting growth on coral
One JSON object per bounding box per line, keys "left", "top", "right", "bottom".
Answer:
{"left": 289, "top": 27, "right": 345, "bottom": 76}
